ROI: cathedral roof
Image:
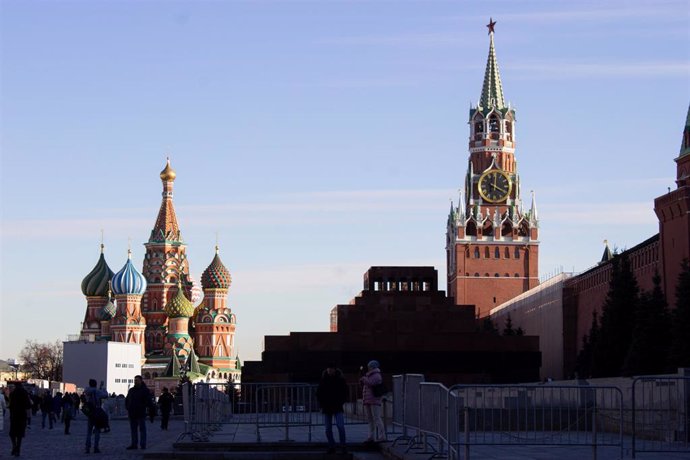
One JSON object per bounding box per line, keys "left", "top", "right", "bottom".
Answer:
{"left": 164, "top": 282, "right": 195, "bottom": 318}
{"left": 111, "top": 250, "right": 147, "bottom": 295}
{"left": 81, "top": 244, "right": 115, "bottom": 297}
{"left": 150, "top": 159, "right": 182, "bottom": 243}
{"left": 201, "top": 246, "right": 232, "bottom": 290}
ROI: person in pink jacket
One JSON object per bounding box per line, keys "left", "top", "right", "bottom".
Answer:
{"left": 359, "top": 360, "right": 386, "bottom": 442}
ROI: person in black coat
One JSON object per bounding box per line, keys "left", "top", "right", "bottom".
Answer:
{"left": 125, "top": 375, "right": 154, "bottom": 450}
{"left": 8, "top": 383, "right": 32, "bottom": 457}
{"left": 157, "top": 387, "right": 175, "bottom": 430}
{"left": 316, "top": 364, "right": 348, "bottom": 454}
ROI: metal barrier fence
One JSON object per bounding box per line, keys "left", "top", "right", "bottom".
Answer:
{"left": 448, "top": 384, "right": 624, "bottom": 460}
{"left": 391, "top": 379, "right": 624, "bottom": 460}
{"left": 632, "top": 376, "right": 690, "bottom": 458}
{"left": 179, "top": 381, "right": 369, "bottom": 442}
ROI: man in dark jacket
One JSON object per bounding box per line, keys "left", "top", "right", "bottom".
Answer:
{"left": 316, "top": 364, "right": 348, "bottom": 454}
{"left": 8, "top": 382, "right": 32, "bottom": 457}
{"left": 157, "top": 387, "right": 175, "bottom": 430}
{"left": 125, "top": 375, "right": 153, "bottom": 450}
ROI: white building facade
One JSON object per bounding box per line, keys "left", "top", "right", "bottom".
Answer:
{"left": 63, "top": 340, "right": 141, "bottom": 395}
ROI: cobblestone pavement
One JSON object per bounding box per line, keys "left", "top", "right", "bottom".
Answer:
{"left": 0, "top": 415, "right": 183, "bottom": 459}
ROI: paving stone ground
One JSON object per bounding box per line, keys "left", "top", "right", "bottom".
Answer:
{"left": 0, "top": 413, "right": 184, "bottom": 459}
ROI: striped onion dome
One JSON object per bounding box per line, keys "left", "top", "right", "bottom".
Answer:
{"left": 201, "top": 246, "right": 232, "bottom": 290}
{"left": 164, "top": 282, "right": 195, "bottom": 318}
{"left": 189, "top": 272, "right": 204, "bottom": 306}
{"left": 100, "top": 296, "right": 116, "bottom": 321}
{"left": 81, "top": 244, "right": 114, "bottom": 297}
{"left": 111, "top": 250, "right": 147, "bottom": 295}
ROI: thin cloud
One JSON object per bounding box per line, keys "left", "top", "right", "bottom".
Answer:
{"left": 508, "top": 61, "right": 689, "bottom": 79}
{"left": 543, "top": 201, "right": 656, "bottom": 225}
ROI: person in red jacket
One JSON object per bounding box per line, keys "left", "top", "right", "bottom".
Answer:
{"left": 359, "top": 360, "right": 386, "bottom": 442}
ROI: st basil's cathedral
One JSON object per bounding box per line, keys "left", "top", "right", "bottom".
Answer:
{"left": 78, "top": 160, "right": 240, "bottom": 385}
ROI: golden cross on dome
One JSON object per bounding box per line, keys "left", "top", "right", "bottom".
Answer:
{"left": 487, "top": 18, "right": 496, "bottom": 34}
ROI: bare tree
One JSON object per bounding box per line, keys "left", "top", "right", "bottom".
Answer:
{"left": 18, "top": 340, "right": 63, "bottom": 381}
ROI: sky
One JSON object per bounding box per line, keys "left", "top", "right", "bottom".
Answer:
{"left": 1, "top": 0, "right": 688, "bottom": 365}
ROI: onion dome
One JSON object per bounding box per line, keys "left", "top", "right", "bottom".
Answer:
{"left": 188, "top": 272, "right": 204, "bottom": 306}
{"left": 165, "top": 282, "right": 195, "bottom": 318}
{"left": 111, "top": 250, "right": 147, "bottom": 295}
{"left": 201, "top": 246, "right": 232, "bottom": 290}
{"left": 100, "top": 286, "right": 116, "bottom": 321}
{"left": 160, "top": 158, "right": 176, "bottom": 181}
{"left": 81, "top": 244, "right": 115, "bottom": 297}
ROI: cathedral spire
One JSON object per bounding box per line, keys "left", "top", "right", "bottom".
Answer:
{"left": 150, "top": 158, "right": 182, "bottom": 243}
{"left": 479, "top": 18, "right": 506, "bottom": 111}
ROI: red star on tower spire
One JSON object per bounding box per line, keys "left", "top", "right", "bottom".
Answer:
{"left": 487, "top": 18, "right": 496, "bottom": 34}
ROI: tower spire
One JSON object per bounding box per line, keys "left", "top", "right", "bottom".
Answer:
{"left": 479, "top": 18, "right": 506, "bottom": 110}
{"left": 150, "top": 158, "right": 182, "bottom": 242}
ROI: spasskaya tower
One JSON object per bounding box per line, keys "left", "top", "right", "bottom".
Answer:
{"left": 446, "top": 19, "right": 539, "bottom": 318}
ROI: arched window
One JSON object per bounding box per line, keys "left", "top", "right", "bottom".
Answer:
{"left": 494, "top": 273, "right": 499, "bottom": 277}
{"left": 474, "top": 273, "right": 480, "bottom": 277}
{"left": 489, "top": 115, "right": 500, "bottom": 139}
{"left": 505, "top": 121, "right": 513, "bottom": 141}
{"left": 505, "top": 247, "right": 510, "bottom": 258}
{"left": 515, "top": 247, "right": 520, "bottom": 259}
{"left": 473, "top": 116, "right": 484, "bottom": 140}
{"left": 495, "top": 248, "right": 500, "bottom": 259}
{"left": 474, "top": 247, "right": 480, "bottom": 258}
{"left": 485, "top": 247, "right": 490, "bottom": 258}
{"left": 466, "top": 220, "right": 477, "bottom": 237}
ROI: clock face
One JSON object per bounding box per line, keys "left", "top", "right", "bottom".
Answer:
{"left": 478, "top": 169, "right": 511, "bottom": 203}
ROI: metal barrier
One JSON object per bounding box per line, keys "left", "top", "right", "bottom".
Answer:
{"left": 632, "top": 376, "right": 690, "bottom": 458}
{"left": 447, "top": 384, "right": 624, "bottom": 460}
{"left": 180, "top": 381, "right": 367, "bottom": 442}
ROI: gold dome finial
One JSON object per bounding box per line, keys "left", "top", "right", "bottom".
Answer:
{"left": 160, "top": 157, "right": 177, "bottom": 182}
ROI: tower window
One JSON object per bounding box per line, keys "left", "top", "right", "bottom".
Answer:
{"left": 505, "top": 247, "right": 510, "bottom": 258}
{"left": 485, "top": 247, "right": 490, "bottom": 258}
{"left": 489, "top": 115, "right": 500, "bottom": 139}
{"left": 495, "top": 248, "right": 500, "bottom": 259}
{"left": 474, "top": 248, "right": 480, "bottom": 258}
{"left": 515, "top": 247, "right": 520, "bottom": 259}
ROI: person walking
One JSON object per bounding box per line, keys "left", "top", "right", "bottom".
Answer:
{"left": 84, "top": 379, "right": 108, "bottom": 454}
{"left": 316, "top": 363, "right": 348, "bottom": 454}
{"left": 360, "top": 360, "right": 386, "bottom": 443}
{"left": 125, "top": 375, "right": 154, "bottom": 450}
{"left": 40, "top": 391, "right": 54, "bottom": 429}
{"left": 61, "top": 392, "right": 75, "bottom": 435}
{"left": 8, "top": 382, "right": 32, "bottom": 457}
{"left": 157, "top": 387, "right": 174, "bottom": 431}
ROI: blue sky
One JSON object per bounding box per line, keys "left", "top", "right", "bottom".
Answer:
{"left": 1, "top": 0, "right": 688, "bottom": 364}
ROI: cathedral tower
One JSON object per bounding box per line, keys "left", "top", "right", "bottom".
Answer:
{"left": 654, "top": 105, "right": 690, "bottom": 297}
{"left": 80, "top": 243, "right": 114, "bottom": 340}
{"left": 163, "top": 282, "right": 195, "bottom": 361}
{"left": 194, "top": 246, "right": 239, "bottom": 381}
{"left": 446, "top": 20, "right": 539, "bottom": 318}
{"left": 110, "top": 250, "right": 148, "bottom": 358}
{"left": 141, "top": 159, "right": 192, "bottom": 354}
